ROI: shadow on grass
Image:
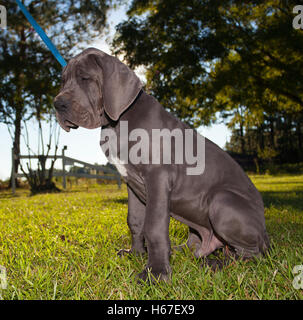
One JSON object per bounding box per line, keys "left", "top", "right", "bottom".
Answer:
{"left": 261, "top": 190, "right": 303, "bottom": 211}
{"left": 105, "top": 197, "right": 128, "bottom": 205}
{"left": 100, "top": 189, "right": 302, "bottom": 212}
{"left": 0, "top": 188, "right": 62, "bottom": 199}
{"left": 0, "top": 189, "right": 30, "bottom": 199}
{"left": 261, "top": 181, "right": 303, "bottom": 185}
{"left": 0, "top": 193, "right": 15, "bottom": 199}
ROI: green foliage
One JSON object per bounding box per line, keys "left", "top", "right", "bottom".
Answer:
{"left": 0, "top": 0, "right": 111, "bottom": 125}
{"left": 258, "top": 146, "right": 279, "bottom": 161}
{"left": 0, "top": 0, "right": 113, "bottom": 185}
{"left": 0, "top": 177, "right": 302, "bottom": 300}
{"left": 113, "top": 0, "right": 221, "bottom": 127}
{"left": 113, "top": 0, "right": 303, "bottom": 161}
{"left": 263, "top": 162, "right": 303, "bottom": 175}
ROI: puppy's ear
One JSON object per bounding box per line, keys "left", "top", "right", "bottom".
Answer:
{"left": 91, "top": 50, "right": 142, "bottom": 121}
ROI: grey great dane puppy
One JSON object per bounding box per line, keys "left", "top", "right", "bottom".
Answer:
{"left": 54, "top": 48, "right": 270, "bottom": 281}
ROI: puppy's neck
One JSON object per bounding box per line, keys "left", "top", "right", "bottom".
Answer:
{"left": 101, "top": 89, "right": 144, "bottom": 129}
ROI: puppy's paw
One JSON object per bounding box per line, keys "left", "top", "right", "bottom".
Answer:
{"left": 201, "top": 257, "right": 225, "bottom": 272}
{"left": 172, "top": 244, "right": 187, "bottom": 252}
{"left": 117, "top": 248, "right": 132, "bottom": 257}
{"left": 201, "top": 257, "right": 229, "bottom": 272}
{"left": 136, "top": 267, "right": 171, "bottom": 284}
{"left": 117, "top": 247, "right": 147, "bottom": 257}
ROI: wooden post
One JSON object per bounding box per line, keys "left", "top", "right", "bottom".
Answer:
{"left": 117, "top": 175, "right": 121, "bottom": 189}
{"left": 11, "top": 148, "right": 16, "bottom": 195}
{"left": 62, "top": 146, "right": 67, "bottom": 189}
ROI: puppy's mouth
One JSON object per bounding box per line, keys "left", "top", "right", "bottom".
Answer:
{"left": 64, "top": 119, "right": 79, "bottom": 132}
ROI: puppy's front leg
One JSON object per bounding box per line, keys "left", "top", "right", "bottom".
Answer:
{"left": 118, "top": 185, "right": 147, "bottom": 256}
{"left": 138, "top": 170, "right": 172, "bottom": 282}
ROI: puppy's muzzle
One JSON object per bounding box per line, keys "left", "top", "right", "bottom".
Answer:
{"left": 54, "top": 95, "right": 79, "bottom": 131}
{"left": 54, "top": 96, "right": 69, "bottom": 113}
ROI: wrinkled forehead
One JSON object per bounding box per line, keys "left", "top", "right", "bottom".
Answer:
{"left": 61, "top": 59, "right": 76, "bottom": 82}
{"left": 61, "top": 54, "right": 98, "bottom": 82}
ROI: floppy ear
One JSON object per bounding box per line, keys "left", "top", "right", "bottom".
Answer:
{"left": 92, "top": 50, "right": 142, "bottom": 121}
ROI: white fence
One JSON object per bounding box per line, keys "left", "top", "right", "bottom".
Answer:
{"left": 11, "top": 147, "right": 121, "bottom": 194}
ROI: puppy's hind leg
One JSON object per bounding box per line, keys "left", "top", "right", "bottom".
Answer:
{"left": 173, "top": 227, "right": 202, "bottom": 253}
{"left": 194, "top": 226, "right": 224, "bottom": 259}
{"left": 201, "top": 245, "right": 239, "bottom": 271}
{"left": 205, "top": 190, "right": 269, "bottom": 269}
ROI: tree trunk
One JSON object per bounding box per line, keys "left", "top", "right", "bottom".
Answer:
{"left": 9, "top": 26, "right": 26, "bottom": 189}
{"left": 239, "top": 121, "right": 245, "bottom": 155}
{"left": 296, "top": 120, "right": 302, "bottom": 148}
{"left": 285, "top": 114, "right": 292, "bottom": 150}
{"left": 269, "top": 117, "right": 275, "bottom": 149}
{"left": 246, "top": 125, "right": 251, "bottom": 154}
{"left": 9, "top": 108, "right": 22, "bottom": 188}
{"left": 297, "top": 119, "right": 302, "bottom": 160}
{"left": 258, "top": 124, "right": 264, "bottom": 151}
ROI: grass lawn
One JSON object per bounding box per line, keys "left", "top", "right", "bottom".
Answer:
{"left": 0, "top": 175, "right": 302, "bottom": 300}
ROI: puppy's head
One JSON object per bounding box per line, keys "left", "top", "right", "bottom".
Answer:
{"left": 54, "top": 48, "right": 142, "bottom": 132}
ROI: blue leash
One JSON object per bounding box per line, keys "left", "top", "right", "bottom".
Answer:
{"left": 15, "top": 0, "right": 67, "bottom": 67}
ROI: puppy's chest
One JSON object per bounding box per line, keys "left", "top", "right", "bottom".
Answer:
{"left": 112, "top": 158, "right": 146, "bottom": 202}
{"left": 100, "top": 130, "right": 146, "bottom": 201}
{"left": 110, "top": 156, "right": 128, "bottom": 177}
{"left": 100, "top": 129, "right": 128, "bottom": 176}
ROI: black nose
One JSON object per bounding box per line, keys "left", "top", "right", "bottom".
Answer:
{"left": 54, "top": 96, "right": 68, "bottom": 112}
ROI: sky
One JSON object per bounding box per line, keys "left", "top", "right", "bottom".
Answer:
{"left": 0, "top": 5, "right": 231, "bottom": 181}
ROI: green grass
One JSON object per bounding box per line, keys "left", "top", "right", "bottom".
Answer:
{"left": 0, "top": 175, "right": 302, "bottom": 300}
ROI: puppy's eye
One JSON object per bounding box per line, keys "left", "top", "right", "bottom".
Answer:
{"left": 81, "top": 77, "right": 90, "bottom": 81}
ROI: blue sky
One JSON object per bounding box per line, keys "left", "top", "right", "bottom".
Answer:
{"left": 0, "top": 5, "right": 231, "bottom": 181}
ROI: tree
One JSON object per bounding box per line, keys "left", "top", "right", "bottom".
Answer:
{"left": 112, "top": 0, "right": 303, "bottom": 163}
{"left": 19, "top": 111, "right": 61, "bottom": 194}
{"left": 0, "top": 0, "right": 112, "bottom": 187}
